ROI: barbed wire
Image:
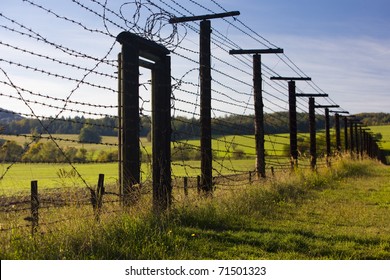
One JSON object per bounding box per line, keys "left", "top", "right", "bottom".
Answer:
{"left": 0, "top": 0, "right": 358, "bottom": 221}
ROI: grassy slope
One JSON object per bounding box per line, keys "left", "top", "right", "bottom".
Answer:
{"left": 369, "top": 125, "right": 390, "bottom": 150}
{"left": 2, "top": 158, "right": 390, "bottom": 259}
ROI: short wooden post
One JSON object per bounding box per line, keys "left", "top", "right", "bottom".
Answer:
{"left": 249, "top": 171, "right": 252, "bottom": 184}
{"left": 183, "top": 177, "right": 188, "bottom": 197}
{"left": 91, "top": 174, "right": 105, "bottom": 221}
{"left": 97, "top": 174, "right": 105, "bottom": 210}
{"left": 31, "top": 180, "right": 39, "bottom": 235}
{"left": 197, "top": 175, "right": 201, "bottom": 194}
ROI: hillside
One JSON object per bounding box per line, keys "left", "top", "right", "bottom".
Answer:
{"left": 0, "top": 108, "right": 24, "bottom": 123}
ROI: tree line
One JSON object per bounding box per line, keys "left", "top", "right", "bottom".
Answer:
{"left": 0, "top": 112, "right": 327, "bottom": 138}
{"left": 1, "top": 111, "right": 390, "bottom": 139}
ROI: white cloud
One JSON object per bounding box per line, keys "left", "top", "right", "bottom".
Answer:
{"left": 266, "top": 35, "right": 390, "bottom": 113}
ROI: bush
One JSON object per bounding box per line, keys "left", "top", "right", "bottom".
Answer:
{"left": 22, "top": 142, "right": 88, "bottom": 163}
{"left": 96, "top": 150, "right": 118, "bottom": 162}
{"left": 171, "top": 143, "right": 201, "bottom": 161}
{"left": 231, "top": 148, "right": 245, "bottom": 159}
{"left": 79, "top": 125, "right": 101, "bottom": 144}
{"left": 0, "top": 141, "right": 23, "bottom": 162}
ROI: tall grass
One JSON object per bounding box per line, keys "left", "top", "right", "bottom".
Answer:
{"left": 1, "top": 156, "right": 390, "bottom": 259}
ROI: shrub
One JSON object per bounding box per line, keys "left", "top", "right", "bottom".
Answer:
{"left": 79, "top": 125, "right": 102, "bottom": 144}
{"left": 0, "top": 140, "right": 23, "bottom": 162}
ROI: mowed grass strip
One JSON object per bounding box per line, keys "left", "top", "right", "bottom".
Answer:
{"left": 2, "top": 157, "right": 390, "bottom": 259}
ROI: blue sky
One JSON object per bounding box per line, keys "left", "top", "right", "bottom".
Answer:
{"left": 230, "top": 0, "right": 390, "bottom": 113}
{"left": 0, "top": 0, "right": 389, "bottom": 117}
{"left": 236, "top": 0, "right": 390, "bottom": 38}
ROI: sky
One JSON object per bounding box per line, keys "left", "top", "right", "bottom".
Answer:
{"left": 231, "top": 0, "right": 390, "bottom": 114}
{"left": 0, "top": 0, "right": 389, "bottom": 118}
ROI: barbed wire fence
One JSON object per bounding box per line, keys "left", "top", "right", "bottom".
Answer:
{"left": 0, "top": 0, "right": 379, "bottom": 234}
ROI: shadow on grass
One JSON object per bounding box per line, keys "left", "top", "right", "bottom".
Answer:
{"left": 175, "top": 219, "right": 390, "bottom": 259}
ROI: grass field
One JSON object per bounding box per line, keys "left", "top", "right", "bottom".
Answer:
{"left": 0, "top": 159, "right": 259, "bottom": 195}
{"left": 1, "top": 157, "right": 390, "bottom": 259}
{"left": 0, "top": 133, "right": 289, "bottom": 194}
{"left": 0, "top": 133, "right": 290, "bottom": 158}
{"left": 4, "top": 125, "right": 390, "bottom": 195}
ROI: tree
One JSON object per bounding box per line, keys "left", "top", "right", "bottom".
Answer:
{"left": 0, "top": 141, "right": 23, "bottom": 162}
{"left": 22, "top": 142, "right": 44, "bottom": 162}
{"left": 79, "top": 125, "right": 102, "bottom": 144}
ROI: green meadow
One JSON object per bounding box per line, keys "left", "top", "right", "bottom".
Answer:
{"left": 1, "top": 127, "right": 390, "bottom": 259}
{"left": 0, "top": 160, "right": 256, "bottom": 195}
{"left": 0, "top": 133, "right": 290, "bottom": 195}
{"left": 1, "top": 157, "right": 390, "bottom": 259}
{"left": 4, "top": 125, "right": 390, "bottom": 195}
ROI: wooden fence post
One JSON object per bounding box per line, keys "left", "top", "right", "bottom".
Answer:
{"left": 91, "top": 174, "right": 105, "bottom": 221}
{"left": 270, "top": 77, "right": 312, "bottom": 169}
{"left": 350, "top": 120, "right": 355, "bottom": 156}
{"left": 170, "top": 12, "right": 240, "bottom": 195}
{"left": 229, "top": 49, "right": 284, "bottom": 178}
{"left": 199, "top": 19, "right": 213, "bottom": 195}
{"left": 117, "top": 52, "right": 123, "bottom": 201}
{"left": 183, "top": 177, "right": 188, "bottom": 197}
{"left": 325, "top": 108, "right": 331, "bottom": 166}
{"left": 309, "top": 97, "right": 316, "bottom": 170}
{"left": 354, "top": 122, "right": 360, "bottom": 158}
{"left": 31, "top": 180, "right": 39, "bottom": 235}
{"left": 344, "top": 116, "right": 349, "bottom": 152}
{"left": 253, "top": 54, "right": 266, "bottom": 179}
{"left": 119, "top": 37, "right": 140, "bottom": 205}
{"left": 335, "top": 113, "right": 341, "bottom": 152}
{"left": 97, "top": 174, "right": 105, "bottom": 210}
{"left": 197, "top": 175, "right": 201, "bottom": 194}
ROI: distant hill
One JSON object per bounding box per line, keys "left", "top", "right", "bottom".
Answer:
{"left": 0, "top": 108, "right": 24, "bottom": 123}
{"left": 356, "top": 113, "right": 390, "bottom": 126}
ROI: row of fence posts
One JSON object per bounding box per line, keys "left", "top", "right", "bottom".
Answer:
{"left": 25, "top": 138, "right": 384, "bottom": 235}
{"left": 115, "top": 12, "right": 387, "bottom": 213}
